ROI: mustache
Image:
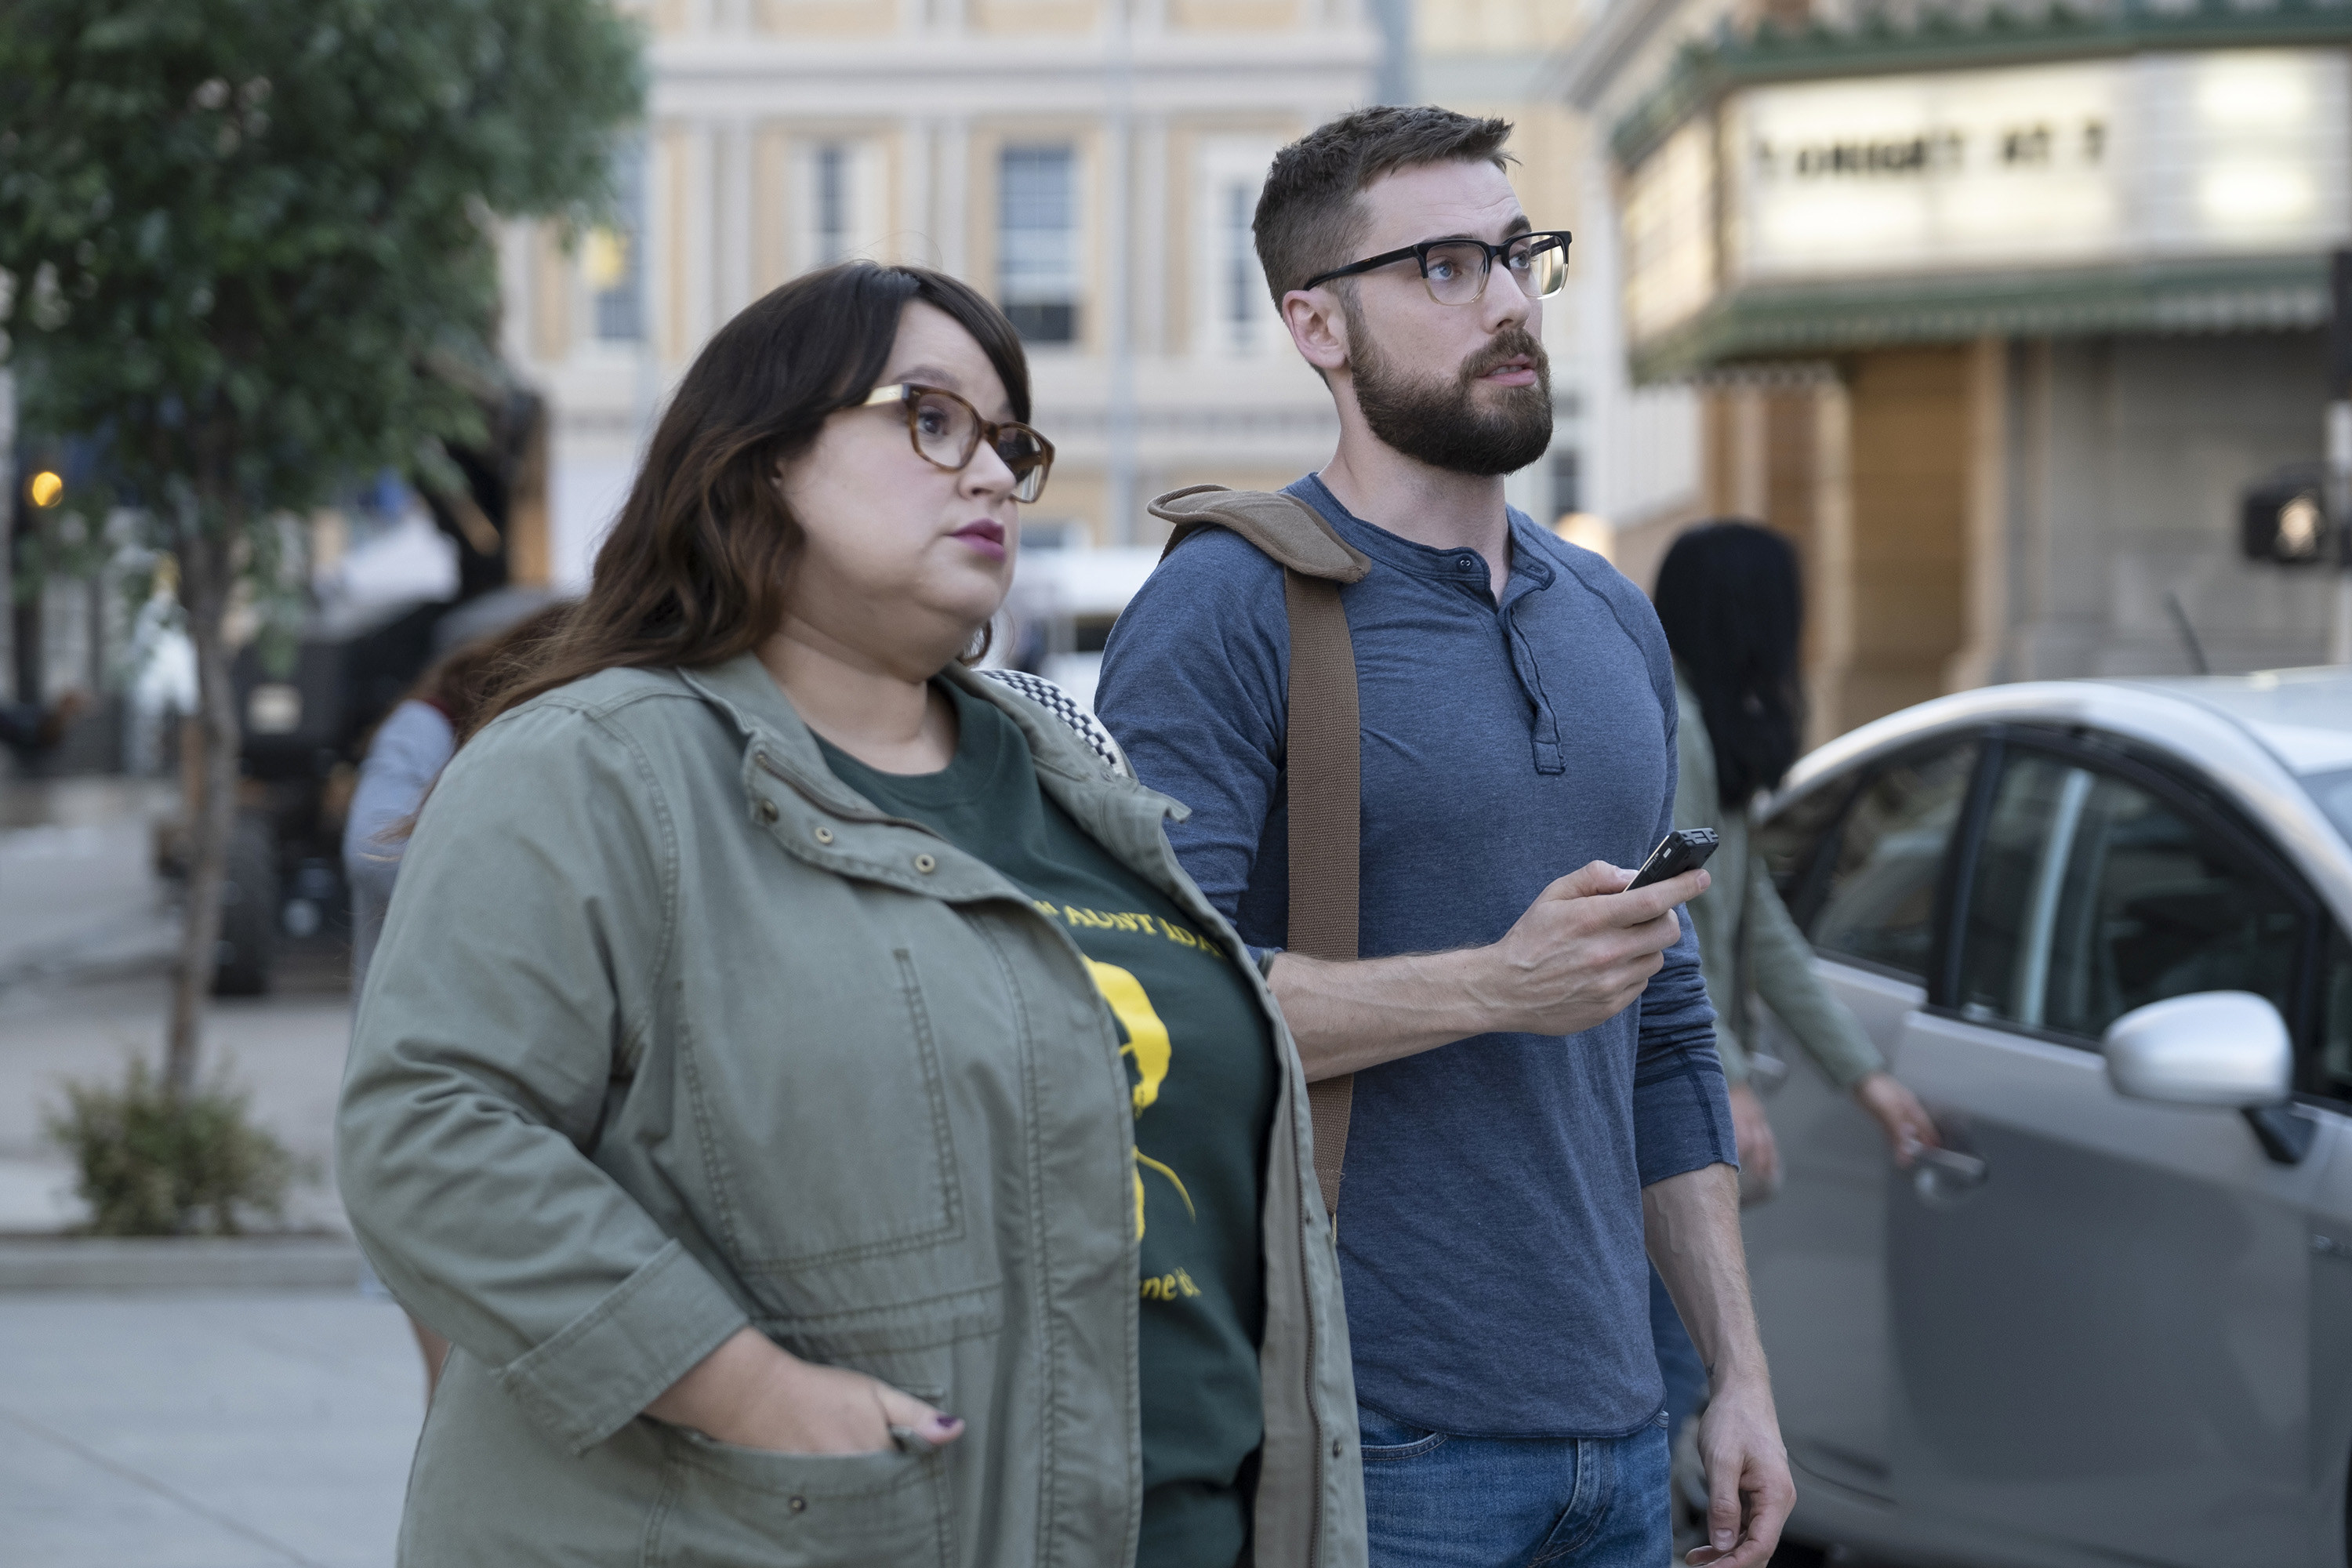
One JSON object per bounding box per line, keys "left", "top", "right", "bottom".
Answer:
{"left": 1459, "top": 328, "right": 1548, "bottom": 387}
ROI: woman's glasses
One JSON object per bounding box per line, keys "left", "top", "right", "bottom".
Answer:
{"left": 858, "top": 383, "right": 1054, "bottom": 504}
{"left": 1301, "top": 230, "right": 1572, "bottom": 307}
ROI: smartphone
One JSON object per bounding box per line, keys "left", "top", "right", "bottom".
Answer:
{"left": 1626, "top": 827, "right": 1719, "bottom": 891}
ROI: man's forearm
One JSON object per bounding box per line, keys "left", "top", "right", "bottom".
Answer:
{"left": 1644, "top": 1161, "right": 1766, "bottom": 1389}
{"left": 1267, "top": 947, "right": 1498, "bottom": 1081}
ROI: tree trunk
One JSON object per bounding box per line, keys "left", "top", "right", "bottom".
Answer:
{"left": 165, "top": 523, "right": 241, "bottom": 1106}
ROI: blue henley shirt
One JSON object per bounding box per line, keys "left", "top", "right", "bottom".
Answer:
{"left": 1094, "top": 474, "right": 1733, "bottom": 1439}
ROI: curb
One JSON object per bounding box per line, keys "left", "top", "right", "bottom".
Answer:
{"left": 0, "top": 1236, "right": 365, "bottom": 1291}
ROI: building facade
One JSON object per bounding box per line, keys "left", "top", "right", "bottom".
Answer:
{"left": 1562, "top": 0, "right": 2351, "bottom": 741}
{"left": 501, "top": 0, "right": 1389, "bottom": 586}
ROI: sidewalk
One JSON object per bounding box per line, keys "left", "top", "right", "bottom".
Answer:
{"left": 0, "top": 777, "right": 356, "bottom": 1236}
{"left": 0, "top": 1290, "right": 422, "bottom": 1567}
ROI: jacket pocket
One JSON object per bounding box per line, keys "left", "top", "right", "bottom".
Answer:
{"left": 647, "top": 1425, "right": 952, "bottom": 1568}
{"left": 681, "top": 949, "right": 964, "bottom": 1273}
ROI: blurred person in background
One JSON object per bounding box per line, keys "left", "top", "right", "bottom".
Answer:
{"left": 342, "top": 599, "right": 575, "bottom": 1399}
{"left": 1647, "top": 521, "right": 1940, "bottom": 1495}
{"left": 337, "top": 260, "right": 1363, "bottom": 1567}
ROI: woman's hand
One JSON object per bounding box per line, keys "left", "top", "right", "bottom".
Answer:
{"left": 1850, "top": 1071, "right": 1940, "bottom": 1167}
{"left": 644, "top": 1327, "right": 964, "bottom": 1455}
{"left": 1726, "top": 1083, "right": 1780, "bottom": 1200}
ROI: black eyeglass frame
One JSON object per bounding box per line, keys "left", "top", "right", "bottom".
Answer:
{"left": 1300, "top": 229, "right": 1573, "bottom": 303}
{"left": 858, "top": 382, "right": 1055, "bottom": 503}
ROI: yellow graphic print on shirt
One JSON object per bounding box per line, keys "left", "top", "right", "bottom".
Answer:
{"left": 1083, "top": 958, "right": 1196, "bottom": 1240}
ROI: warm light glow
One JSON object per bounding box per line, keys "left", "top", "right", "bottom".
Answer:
{"left": 1552, "top": 512, "right": 1617, "bottom": 564}
{"left": 2194, "top": 53, "right": 2314, "bottom": 130}
{"left": 28, "top": 470, "right": 63, "bottom": 507}
{"left": 582, "top": 228, "right": 630, "bottom": 289}
{"left": 2199, "top": 162, "right": 2316, "bottom": 228}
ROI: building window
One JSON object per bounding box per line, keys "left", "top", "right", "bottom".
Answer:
{"left": 813, "top": 143, "right": 851, "bottom": 267}
{"left": 999, "top": 145, "right": 1079, "bottom": 344}
{"left": 1224, "top": 182, "right": 1257, "bottom": 351}
{"left": 586, "top": 147, "right": 644, "bottom": 343}
{"left": 1549, "top": 449, "right": 1581, "bottom": 514}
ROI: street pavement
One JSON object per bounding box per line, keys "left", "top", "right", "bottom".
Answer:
{"left": 0, "top": 1290, "right": 420, "bottom": 1568}
{"left": 2, "top": 776, "right": 410, "bottom": 1566}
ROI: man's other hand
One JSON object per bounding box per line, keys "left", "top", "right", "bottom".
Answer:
{"left": 1471, "top": 860, "right": 1706, "bottom": 1039}
{"left": 1684, "top": 1371, "right": 1793, "bottom": 1566}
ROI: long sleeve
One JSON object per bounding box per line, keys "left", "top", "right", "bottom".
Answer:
{"left": 341, "top": 699, "right": 455, "bottom": 994}
{"left": 1094, "top": 528, "right": 1291, "bottom": 940}
{"left": 1670, "top": 685, "right": 1751, "bottom": 1087}
{"left": 1744, "top": 860, "right": 1884, "bottom": 1091}
{"left": 336, "top": 702, "right": 747, "bottom": 1454}
{"left": 1631, "top": 680, "right": 1733, "bottom": 1188}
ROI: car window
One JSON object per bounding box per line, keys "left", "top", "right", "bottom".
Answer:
{"left": 1755, "top": 775, "right": 1854, "bottom": 912}
{"left": 1961, "top": 751, "right": 2303, "bottom": 1040}
{"left": 2321, "top": 925, "right": 2352, "bottom": 1105}
{"left": 2307, "top": 768, "right": 2352, "bottom": 845}
{"left": 1809, "top": 742, "right": 1980, "bottom": 980}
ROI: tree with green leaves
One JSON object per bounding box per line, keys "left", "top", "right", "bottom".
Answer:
{"left": 0, "top": 1, "right": 643, "bottom": 1116}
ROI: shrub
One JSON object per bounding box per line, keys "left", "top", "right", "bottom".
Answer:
{"left": 44, "top": 1058, "right": 298, "bottom": 1236}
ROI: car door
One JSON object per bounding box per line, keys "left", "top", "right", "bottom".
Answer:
{"left": 1884, "top": 733, "right": 2344, "bottom": 1567}
{"left": 1745, "top": 736, "right": 1984, "bottom": 1506}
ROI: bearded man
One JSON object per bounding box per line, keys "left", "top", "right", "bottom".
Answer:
{"left": 1094, "top": 107, "right": 1794, "bottom": 1568}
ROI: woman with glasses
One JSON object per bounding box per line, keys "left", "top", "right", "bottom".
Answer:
{"left": 338, "top": 262, "right": 1364, "bottom": 1568}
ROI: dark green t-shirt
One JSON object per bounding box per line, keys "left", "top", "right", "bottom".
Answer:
{"left": 818, "top": 683, "right": 1276, "bottom": 1568}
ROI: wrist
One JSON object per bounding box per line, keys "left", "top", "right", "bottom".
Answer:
{"left": 1449, "top": 944, "right": 1523, "bottom": 1036}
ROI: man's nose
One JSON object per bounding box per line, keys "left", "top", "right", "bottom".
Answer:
{"left": 1481, "top": 260, "right": 1538, "bottom": 332}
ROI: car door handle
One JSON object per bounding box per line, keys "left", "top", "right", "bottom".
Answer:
{"left": 1911, "top": 1145, "right": 1987, "bottom": 1185}
{"left": 1906, "top": 1142, "right": 1989, "bottom": 1209}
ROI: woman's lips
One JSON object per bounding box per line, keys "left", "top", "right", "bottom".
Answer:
{"left": 952, "top": 519, "right": 1007, "bottom": 561}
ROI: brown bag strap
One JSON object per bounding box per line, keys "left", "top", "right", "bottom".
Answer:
{"left": 1152, "top": 485, "right": 1367, "bottom": 1219}
{"left": 1282, "top": 570, "right": 1360, "bottom": 1220}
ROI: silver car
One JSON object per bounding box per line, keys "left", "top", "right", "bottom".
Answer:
{"left": 1742, "top": 666, "right": 2352, "bottom": 1567}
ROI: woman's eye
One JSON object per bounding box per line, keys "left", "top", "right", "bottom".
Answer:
{"left": 916, "top": 408, "right": 950, "bottom": 437}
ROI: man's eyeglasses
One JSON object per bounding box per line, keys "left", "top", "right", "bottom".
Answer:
{"left": 858, "top": 383, "right": 1054, "bottom": 504}
{"left": 1301, "top": 230, "right": 1572, "bottom": 307}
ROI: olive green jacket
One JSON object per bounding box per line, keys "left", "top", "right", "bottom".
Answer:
{"left": 1673, "top": 672, "right": 1882, "bottom": 1091}
{"left": 336, "top": 654, "right": 1365, "bottom": 1568}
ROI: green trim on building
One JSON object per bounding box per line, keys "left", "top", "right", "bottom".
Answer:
{"left": 1628, "top": 253, "right": 2326, "bottom": 383}
{"left": 1612, "top": 0, "right": 2352, "bottom": 169}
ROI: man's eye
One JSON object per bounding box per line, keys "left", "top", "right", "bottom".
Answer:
{"left": 1427, "top": 259, "right": 1459, "bottom": 281}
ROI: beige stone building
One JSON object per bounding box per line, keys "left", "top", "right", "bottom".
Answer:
{"left": 500, "top": 0, "right": 1390, "bottom": 586}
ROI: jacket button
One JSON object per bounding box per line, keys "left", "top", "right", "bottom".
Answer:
{"left": 787, "top": 1495, "right": 806, "bottom": 1513}
{"left": 1331, "top": 1437, "right": 1345, "bottom": 1457}
{"left": 755, "top": 799, "right": 779, "bottom": 824}
{"left": 813, "top": 826, "right": 834, "bottom": 844}
{"left": 913, "top": 853, "right": 937, "bottom": 873}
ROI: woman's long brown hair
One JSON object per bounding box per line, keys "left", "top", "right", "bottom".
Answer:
{"left": 466, "top": 262, "right": 1031, "bottom": 742}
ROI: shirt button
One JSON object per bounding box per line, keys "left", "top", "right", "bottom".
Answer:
{"left": 812, "top": 826, "right": 833, "bottom": 844}
{"left": 787, "top": 1496, "right": 806, "bottom": 1514}
{"left": 1330, "top": 1437, "right": 1346, "bottom": 1457}
{"left": 913, "top": 853, "right": 937, "bottom": 874}
{"left": 755, "top": 799, "right": 779, "bottom": 825}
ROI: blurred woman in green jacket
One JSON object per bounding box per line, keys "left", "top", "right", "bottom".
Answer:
{"left": 336, "top": 263, "right": 1363, "bottom": 1568}
{"left": 1646, "top": 521, "right": 1940, "bottom": 1454}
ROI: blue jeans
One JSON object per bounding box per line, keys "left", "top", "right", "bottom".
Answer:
{"left": 1359, "top": 1405, "right": 1672, "bottom": 1567}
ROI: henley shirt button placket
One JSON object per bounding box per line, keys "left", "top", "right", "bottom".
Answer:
{"left": 812, "top": 825, "right": 833, "bottom": 844}
{"left": 913, "top": 853, "right": 937, "bottom": 874}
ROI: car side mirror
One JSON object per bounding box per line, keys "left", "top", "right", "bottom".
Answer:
{"left": 2101, "top": 991, "right": 2291, "bottom": 1109}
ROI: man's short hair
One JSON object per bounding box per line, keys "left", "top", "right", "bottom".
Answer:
{"left": 1253, "top": 105, "right": 1516, "bottom": 307}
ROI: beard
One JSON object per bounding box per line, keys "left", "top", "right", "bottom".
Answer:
{"left": 1345, "top": 308, "right": 1555, "bottom": 477}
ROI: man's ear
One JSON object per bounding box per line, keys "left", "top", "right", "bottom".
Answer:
{"left": 1281, "top": 288, "right": 1350, "bottom": 378}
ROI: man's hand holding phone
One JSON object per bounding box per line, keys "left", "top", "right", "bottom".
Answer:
{"left": 1472, "top": 833, "right": 1715, "bottom": 1040}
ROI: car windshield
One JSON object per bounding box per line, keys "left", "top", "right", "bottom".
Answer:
{"left": 2308, "top": 766, "right": 2352, "bottom": 844}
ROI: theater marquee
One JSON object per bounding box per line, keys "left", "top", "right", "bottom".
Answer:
{"left": 1620, "top": 47, "right": 2352, "bottom": 355}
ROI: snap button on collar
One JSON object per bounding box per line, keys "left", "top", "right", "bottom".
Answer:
{"left": 913, "top": 852, "right": 937, "bottom": 873}
{"left": 813, "top": 826, "right": 834, "bottom": 844}
{"left": 755, "top": 798, "right": 779, "bottom": 824}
